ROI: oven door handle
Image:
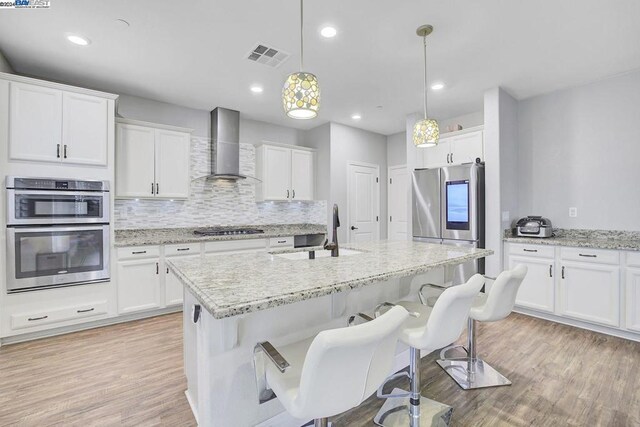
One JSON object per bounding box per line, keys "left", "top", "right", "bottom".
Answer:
{"left": 7, "top": 225, "right": 109, "bottom": 233}
{"left": 9, "top": 189, "right": 107, "bottom": 197}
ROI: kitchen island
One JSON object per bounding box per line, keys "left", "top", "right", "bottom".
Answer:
{"left": 168, "top": 240, "right": 493, "bottom": 427}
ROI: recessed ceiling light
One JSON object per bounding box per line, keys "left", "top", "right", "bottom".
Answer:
{"left": 66, "top": 34, "right": 90, "bottom": 46}
{"left": 431, "top": 82, "right": 445, "bottom": 90}
{"left": 250, "top": 85, "right": 264, "bottom": 93}
{"left": 320, "top": 26, "right": 337, "bottom": 38}
{"left": 351, "top": 114, "right": 362, "bottom": 120}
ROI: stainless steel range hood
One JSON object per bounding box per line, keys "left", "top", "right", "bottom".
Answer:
{"left": 210, "top": 107, "right": 247, "bottom": 180}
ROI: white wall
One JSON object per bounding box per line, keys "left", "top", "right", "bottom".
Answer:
{"left": 0, "top": 50, "right": 12, "bottom": 73}
{"left": 303, "top": 124, "right": 331, "bottom": 229}
{"left": 386, "top": 132, "right": 406, "bottom": 167}
{"left": 517, "top": 69, "right": 640, "bottom": 231}
{"left": 330, "top": 123, "right": 388, "bottom": 242}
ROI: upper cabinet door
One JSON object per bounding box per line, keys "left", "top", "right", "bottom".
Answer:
{"left": 62, "top": 92, "right": 108, "bottom": 166}
{"left": 9, "top": 82, "right": 63, "bottom": 163}
{"left": 262, "top": 145, "right": 292, "bottom": 201}
{"left": 116, "top": 124, "right": 156, "bottom": 198}
{"left": 421, "top": 140, "right": 450, "bottom": 169}
{"left": 450, "top": 131, "right": 483, "bottom": 165}
{"left": 155, "top": 129, "right": 191, "bottom": 199}
{"left": 290, "top": 149, "right": 314, "bottom": 201}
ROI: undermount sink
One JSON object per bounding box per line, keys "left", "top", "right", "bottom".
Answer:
{"left": 274, "top": 248, "right": 363, "bottom": 260}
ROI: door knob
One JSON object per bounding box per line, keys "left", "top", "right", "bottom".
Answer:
{"left": 351, "top": 226, "right": 358, "bottom": 230}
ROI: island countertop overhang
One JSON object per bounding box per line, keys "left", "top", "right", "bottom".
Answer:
{"left": 167, "top": 240, "right": 493, "bottom": 319}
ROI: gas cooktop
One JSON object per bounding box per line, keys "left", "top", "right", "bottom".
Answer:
{"left": 193, "top": 227, "right": 265, "bottom": 237}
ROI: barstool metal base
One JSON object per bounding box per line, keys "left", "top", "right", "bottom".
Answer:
{"left": 436, "top": 358, "right": 511, "bottom": 390}
{"left": 373, "top": 388, "right": 452, "bottom": 427}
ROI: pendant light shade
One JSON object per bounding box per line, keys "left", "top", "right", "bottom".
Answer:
{"left": 283, "top": 0, "right": 320, "bottom": 119}
{"left": 413, "top": 25, "right": 439, "bottom": 148}
{"left": 413, "top": 118, "right": 440, "bottom": 147}
{"left": 283, "top": 72, "right": 320, "bottom": 119}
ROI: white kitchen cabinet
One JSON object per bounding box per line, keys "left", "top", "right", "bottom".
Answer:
{"left": 626, "top": 267, "right": 640, "bottom": 332}
{"left": 256, "top": 143, "right": 315, "bottom": 201}
{"left": 291, "top": 149, "right": 314, "bottom": 200}
{"left": 420, "top": 128, "right": 483, "bottom": 169}
{"left": 117, "top": 257, "right": 162, "bottom": 314}
{"left": 8, "top": 81, "right": 112, "bottom": 166}
{"left": 559, "top": 261, "right": 620, "bottom": 327}
{"left": 62, "top": 92, "right": 109, "bottom": 166}
{"left": 164, "top": 243, "right": 202, "bottom": 307}
{"left": 115, "top": 119, "right": 192, "bottom": 200}
{"left": 510, "top": 254, "right": 555, "bottom": 313}
{"left": 9, "top": 82, "right": 63, "bottom": 163}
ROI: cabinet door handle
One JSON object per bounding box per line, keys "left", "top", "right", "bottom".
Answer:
{"left": 446, "top": 153, "right": 450, "bottom": 163}
{"left": 151, "top": 183, "right": 155, "bottom": 195}
{"left": 156, "top": 183, "right": 159, "bottom": 195}
{"left": 578, "top": 253, "right": 597, "bottom": 258}
{"left": 277, "top": 240, "right": 286, "bottom": 244}
{"left": 523, "top": 249, "right": 538, "bottom": 253}
{"left": 549, "top": 265, "right": 553, "bottom": 277}
{"left": 156, "top": 262, "right": 159, "bottom": 274}
{"left": 561, "top": 266, "right": 565, "bottom": 279}
{"left": 292, "top": 189, "right": 295, "bottom": 199}
{"left": 132, "top": 250, "right": 147, "bottom": 254}
{"left": 56, "top": 144, "right": 61, "bottom": 158}
{"left": 77, "top": 308, "right": 94, "bottom": 314}
{"left": 286, "top": 190, "right": 290, "bottom": 198}
{"left": 177, "top": 248, "right": 190, "bottom": 252}
{"left": 166, "top": 267, "right": 169, "bottom": 274}
{"left": 28, "top": 315, "right": 48, "bottom": 321}
{"left": 451, "top": 153, "right": 454, "bottom": 163}
{"left": 63, "top": 144, "right": 68, "bottom": 159}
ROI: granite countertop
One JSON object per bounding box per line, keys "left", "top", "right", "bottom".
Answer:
{"left": 167, "top": 240, "right": 493, "bottom": 319}
{"left": 114, "top": 224, "right": 326, "bottom": 247}
{"left": 503, "top": 228, "right": 640, "bottom": 251}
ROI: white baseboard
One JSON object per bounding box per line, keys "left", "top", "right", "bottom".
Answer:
{"left": 0, "top": 306, "right": 182, "bottom": 346}
{"left": 514, "top": 308, "right": 640, "bottom": 343}
{"left": 185, "top": 390, "right": 199, "bottom": 425}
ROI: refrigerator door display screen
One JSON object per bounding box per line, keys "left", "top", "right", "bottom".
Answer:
{"left": 446, "top": 180, "right": 470, "bottom": 230}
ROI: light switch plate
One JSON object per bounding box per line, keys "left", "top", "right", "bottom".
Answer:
{"left": 569, "top": 207, "right": 577, "bottom": 217}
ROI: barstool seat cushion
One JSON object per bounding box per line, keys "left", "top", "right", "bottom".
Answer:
{"left": 395, "top": 301, "right": 434, "bottom": 346}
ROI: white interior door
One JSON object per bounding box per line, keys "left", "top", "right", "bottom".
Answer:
{"left": 347, "top": 162, "right": 379, "bottom": 242}
{"left": 388, "top": 165, "right": 408, "bottom": 241}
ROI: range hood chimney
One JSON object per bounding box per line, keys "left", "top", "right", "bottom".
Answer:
{"left": 210, "top": 107, "right": 246, "bottom": 180}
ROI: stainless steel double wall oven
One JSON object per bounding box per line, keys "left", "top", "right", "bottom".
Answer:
{"left": 6, "top": 177, "right": 111, "bottom": 293}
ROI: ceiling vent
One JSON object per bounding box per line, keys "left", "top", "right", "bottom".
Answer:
{"left": 246, "top": 44, "right": 290, "bottom": 68}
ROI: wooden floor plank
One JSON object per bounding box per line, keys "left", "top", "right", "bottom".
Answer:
{"left": 1, "top": 312, "right": 638, "bottom": 426}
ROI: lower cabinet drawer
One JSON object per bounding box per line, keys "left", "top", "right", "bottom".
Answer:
{"left": 561, "top": 247, "right": 619, "bottom": 265}
{"left": 204, "top": 239, "right": 267, "bottom": 253}
{"left": 11, "top": 301, "right": 108, "bottom": 330}
{"left": 508, "top": 243, "right": 555, "bottom": 258}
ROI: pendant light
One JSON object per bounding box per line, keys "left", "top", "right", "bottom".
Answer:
{"left": 282, "top": 0, "right": 320, "bottom": 119}
{"left": 413, "top": 25, "right": 440, "bottom": 147}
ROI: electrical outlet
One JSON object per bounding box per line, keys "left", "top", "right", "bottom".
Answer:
{"left": 501, "top": 211, "right": 510, "bottom": 222}
{"left": 569, "top": 207, "right": 577, "bottom": 218}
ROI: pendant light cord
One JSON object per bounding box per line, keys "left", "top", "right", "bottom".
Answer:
{"left": 423, "top": 35, "right": 428, "bottom": 119}
{"left": 300, "top": 0, "right": 304, "bottom": 71}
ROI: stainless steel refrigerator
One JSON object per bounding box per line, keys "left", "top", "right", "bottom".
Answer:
{"left": 412, "top": 162, "right": 485, "bottom": 284}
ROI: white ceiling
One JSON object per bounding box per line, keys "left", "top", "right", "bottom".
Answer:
{"left": 1, "top": 0, "right": 639, "bottom": 135}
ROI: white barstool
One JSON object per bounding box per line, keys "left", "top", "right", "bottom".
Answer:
{"left": 437, "top": 265, "right": 528, "bottom": 389}
{"left": 373, "top": 274, "right": 485, "bottom": 427}
{"left": 254, "top": 306, "right": 410, "bottom": 427}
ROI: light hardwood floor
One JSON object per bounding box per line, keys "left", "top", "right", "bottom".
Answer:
{"left": 1, "top": 312, "right": 639, "bottom": 426}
